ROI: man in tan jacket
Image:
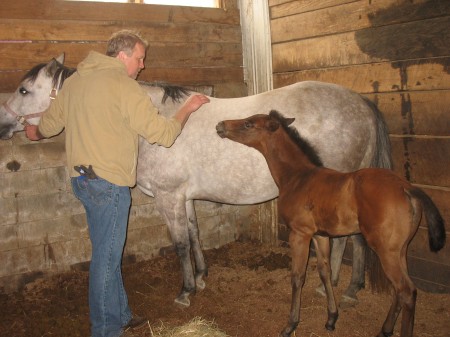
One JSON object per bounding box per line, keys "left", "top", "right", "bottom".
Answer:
{"left": 25, "top": 30, "right": 209, "bottom": 337}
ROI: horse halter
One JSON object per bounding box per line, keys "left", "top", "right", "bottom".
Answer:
{"left": 2, "top": 101, "right": 42, "bottom": 126}
{"left": 2, "top": 70, "right": 63, "bottom": 126}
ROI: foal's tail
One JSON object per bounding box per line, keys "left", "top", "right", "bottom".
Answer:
{"left": 408, "top": 187, "right": 446, "bottom": 252}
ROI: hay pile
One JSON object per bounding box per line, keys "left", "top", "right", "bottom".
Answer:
{"left": 150, "top": 317, "right": 230, "bottom": 337}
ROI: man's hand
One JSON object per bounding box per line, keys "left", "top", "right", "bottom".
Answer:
{"left": 183, "top": 94, "right": 210, "bottom": 113}
{"left": 175, "top": 94, "right": 210, "bottom": 127}
{"left": 24, "top": 125, "right": 44, "bottom": 141}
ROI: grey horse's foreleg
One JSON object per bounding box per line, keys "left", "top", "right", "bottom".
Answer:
{"left": 156, "top": 196, "right": 196, "bottom": 307}
{"left": 186, "top": 200, "right": 208, "bottom": 290}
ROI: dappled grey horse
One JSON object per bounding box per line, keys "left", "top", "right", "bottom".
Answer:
{"left": 0, "top": 55, "right": 392, "bottom": 307}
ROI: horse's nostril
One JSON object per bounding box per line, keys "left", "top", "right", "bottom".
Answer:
{"left": 216, "top": 122, "right": 226, "bottom": 137}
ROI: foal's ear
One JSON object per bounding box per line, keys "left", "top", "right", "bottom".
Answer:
{"left": 267, "top": 120, "right": 280, "bottom": 132}
{"left": 285, "top": 117, "right": 295, "bottom": 126}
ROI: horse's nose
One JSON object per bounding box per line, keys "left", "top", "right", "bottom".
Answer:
{"left": 216, "top": 121, "right": 226, "bottom": 138}
{"left": 0, "top": 124, "right": 14, "bottom": 140}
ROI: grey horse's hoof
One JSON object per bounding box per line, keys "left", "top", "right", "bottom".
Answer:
{"left": 339, "top": 294, "right": 358, "bottom": 309}
{"left": 315, "top": 284, "right": 326, "bottom": 297}
{"left": 196, "top": 279, "right": 206, "bottom": 291}
{"left": 174, "top": 296, "right": 190, "bottom": 308}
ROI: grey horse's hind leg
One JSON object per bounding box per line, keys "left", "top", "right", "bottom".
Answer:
{"left": 316, "top": 237, "right": 346, "bottom": 296}
{"left": 186, "top": 200, "right": 208, "bottom": 291}
{"left": 316, "top": 235, "right": 366, "bottom": 307}
{"left": 340, "top": 234, "right": 366, "bottom": 307}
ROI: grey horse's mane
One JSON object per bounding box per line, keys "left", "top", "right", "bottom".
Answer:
{"left": 269, "top": 109, "right": 323, "bottom": 167}
{"left": 140, "top": 81, "right": 191, "bottom": 104}
{"left": 23, "top": 61, "right": 189, "bottom": 105}
{"left": 22, "top": 60, "right": 76, "bottom": 90}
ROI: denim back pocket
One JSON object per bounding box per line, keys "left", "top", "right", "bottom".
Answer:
{"left": 86, "top": 178, "right": 113, "bottom": 206}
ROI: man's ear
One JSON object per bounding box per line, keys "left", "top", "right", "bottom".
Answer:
{"left": 117, "top": 50, "right": 127, "bottom": 61}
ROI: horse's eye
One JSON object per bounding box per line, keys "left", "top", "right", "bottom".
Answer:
{"left": 244, "top": 121, "right": 252, "bottom": 129}
{"left": 19, "top": 87, "right": 29, "bottom": 95}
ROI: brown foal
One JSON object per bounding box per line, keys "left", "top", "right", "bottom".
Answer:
{"left": 216, "top": 110, "right": 445, "bottom": 337}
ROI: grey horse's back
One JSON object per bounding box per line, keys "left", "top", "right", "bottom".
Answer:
{"left": 138, "top": 81, "right": 391, "bottom": 204}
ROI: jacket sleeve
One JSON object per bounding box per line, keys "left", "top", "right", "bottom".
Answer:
{"left": 124, "top": 82, "right": 182, "bottom": 147}
{"left": 38, "top": 92, "right": 65, "bottom": 138}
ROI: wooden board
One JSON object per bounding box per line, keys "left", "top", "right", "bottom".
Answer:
{"left": 139, "top": 66, "right": 244, "bottom": 85}
{"left": 0, "top": 0, "right": 239, "bottom": 25}
{"left": 367, "top": 91, "right": 450, "bottom": 136}
{"left": 273, "top": 57, "right": 450, "bottom": 93}
{"left": 269, "top": 0, "right": 355, "bottom": 17}
{"left": 390, "top": 137, "right": 450, "bottom": 187}
{"left": 0, "top": 42, "right": 243, "bottom": 70}
{"left": 270, "top": 0, "right": 449, "bottom": 41}
{"left": 272, "top": 16, "right": 450, "bottom": 72}
{"left": 0, "top": 19, "right": 242, "bottom": 44}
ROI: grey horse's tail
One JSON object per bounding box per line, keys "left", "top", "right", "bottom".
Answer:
{"left": 362, "top": 96, "right": 392, "bottom": 170}
{"left": 362, "top": 96, "right": 394, "bottom": 293}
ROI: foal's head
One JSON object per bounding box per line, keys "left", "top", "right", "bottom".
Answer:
{"left": 216, "top": 110, "right": 293, "bottom": 145}
{"left": 216, "top": 110, "right": 323, "bottom": 166}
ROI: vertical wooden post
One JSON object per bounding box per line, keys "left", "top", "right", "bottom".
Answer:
{"left": 239, "top": 0, "right": 277, "bottom": 245}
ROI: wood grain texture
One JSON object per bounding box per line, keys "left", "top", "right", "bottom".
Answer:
{"left": 0, "top": 0, "right": 239, "bottom": 25}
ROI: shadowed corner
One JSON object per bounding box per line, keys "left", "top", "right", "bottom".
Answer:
{"left": 6, "top": 160, "right": 21, "bottom": 172}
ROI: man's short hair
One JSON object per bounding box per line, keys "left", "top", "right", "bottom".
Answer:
{"left": 106, "top": 30, "right": 149, "bottom": 57}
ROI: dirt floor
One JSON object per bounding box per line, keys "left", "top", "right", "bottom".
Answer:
{"left": 1, "top": 240, "right": 449, "bottom": 337}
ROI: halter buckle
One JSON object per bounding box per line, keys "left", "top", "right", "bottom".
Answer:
{"left": 49, "top": 88, "right": 57, "bottom": 100}
{"left": 17, "top": 116, "right": 28, "bottom": 126}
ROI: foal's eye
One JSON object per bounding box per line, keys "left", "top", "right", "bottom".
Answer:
{"left": 244, "top": 121, "right": 252, "bottom": 129}
{"left": 19, "top": 87, "right": 29, "bottom": 95}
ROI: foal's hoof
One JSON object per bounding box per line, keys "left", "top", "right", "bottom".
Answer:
{"left": 325, "top": 322, "right": 336, "bottom": 331}
{"left": 174, "top": 295, "right": 190, "bottom": 308}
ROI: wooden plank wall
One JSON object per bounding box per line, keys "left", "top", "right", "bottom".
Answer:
{"left": 269, "top": 0, "right": 450, "bottom": 292}
{"left": 0, "top": 0, "right": 261, "bottom": 293}
{"left": 0, "top": 0, "right": 244, "bottom": 95}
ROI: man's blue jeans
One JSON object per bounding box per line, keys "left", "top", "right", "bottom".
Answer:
{"left": 72, "top": 176, "right": 132, "bottom": 337}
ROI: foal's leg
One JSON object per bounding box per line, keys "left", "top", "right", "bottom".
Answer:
{"left": 156, "top": 194, "right": 195, "bottom": 307}
{"left": 280, "top": 232, "right": 311, "bottom": 337}
{"left": 312, "top": 235, "right": 339, "bottom": 330}
{"left": 375, "top": 251, "right": 416, "bottom": 337}
{"left": 186, "top": 200, "right": 208, "bottom": 290}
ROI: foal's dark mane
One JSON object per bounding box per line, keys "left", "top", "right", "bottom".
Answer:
{"left": 269, "top": 110, "right": 323, "bottom": 167}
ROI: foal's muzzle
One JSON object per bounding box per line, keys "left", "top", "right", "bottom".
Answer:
{"left": 216, "top": 121, "right": 226, "bottom": 138}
